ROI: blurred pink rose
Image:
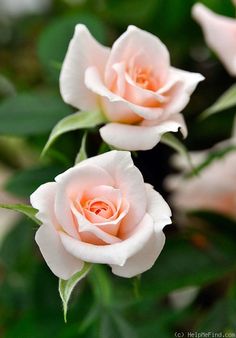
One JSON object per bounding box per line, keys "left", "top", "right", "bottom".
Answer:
{"left": 31, "top": 151, "right": 171, "bottom": 280}
{"left": 192, "top": 3, "right": 236, "bottom": 76}
{"left": 166, "top": 149, "right": 236, "bottom": 219}
{"left": 60, "top": 25, "right": 204, "bottom": 151}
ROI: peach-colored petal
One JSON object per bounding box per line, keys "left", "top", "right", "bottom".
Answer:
{"left": 110, "top": 62, "right": 127, "bottom": 97}
{"left": 111, "top": 230, "right": 165, "bottom": 278}
{"left": 81, "top": 185, "right": 127, "bottom": 233}
{"left": 71, "top": 199, "right": 128, "bottom": 240}
{"left": 105, "top": 25, "right": 170, "bottom": 89}
{"left": 101, "top": 98, "right": 143, "bottom": 124}
{"left": 81, "top": 151, "right": 147, "bottom": 234}
{"left": 60, "top": 213, "right": 154, "bottom": 266}
{"left": 35, "top": 223, "right": 84, "bottom": 280}
{"left": 85, "top": 66, "right": 165, "bottom": 120}
{"left": 160, "top": 67, "right": 204, "bottom": 115}
{"left": 83, "top": 206, "right": 129, "bottom": 236}
{"left": 60, "top": 24, "right": 110, "bottom": 111}
{"left": 100, "top": 116, "right": 187, "bottom": 151}
{"left": 124, "top": 71, "right": 168, "bottom": 107}
{"left": 55, "top": 164, "right": 114, "bottom": 238}
{"left": 141, "top": 113, "right": 188, "bottom": 138}
{"left": 70, "top": 202, "right": 122, "bottom": 244}
{"left": 192, "top": 3, "right": 236, "bottom": 76}
{"left": 110, "top": 61, "right": 168, "bottom": 107}
{"left": 83, "top": 185, "right": 122, "bottom": 212}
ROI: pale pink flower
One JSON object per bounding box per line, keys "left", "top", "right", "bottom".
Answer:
{"left": 60, "top": 25, "right": 204, "bottom": 151}
{"left": 31, "top": 151, "right": 171, "bottom": 279}
{"left": 192, "top": 3, "right": 236, "bottom": 76}
{"left": 166, "top": 148, "right": 236, "bottom": 219}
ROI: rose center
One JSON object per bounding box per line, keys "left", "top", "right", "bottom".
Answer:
{"left": 129, "top": 66, "right": 157, "bottom": 91}
{"left": 84, "top": 200, "right": 114, "bottom": 219}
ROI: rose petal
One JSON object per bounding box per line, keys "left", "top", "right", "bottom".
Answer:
{"left": 100, "top": 123, "right": 161, "bottom": 151}
{"left": 60, "top": 213, "right": 154, "bottom": 266}
{"left": 85, "top": 66, "right": 165, "bottom": 120}
{"left": 60, "top": 24, "right": 110, "bottom": 111}
{"left": 99, "top": 116, "right": 187, "bottom": 151}
{"left": 141, "top": 113, "right": 188, "bottom": 138}
{"left": 111, "top": 61, "right": 168, "bottom": 107}
{"left": 35, "top": 224, "right": 84, "bottom": 280}
{"left": 124, "top": 71, "right": 167, "bottom": 107}
{"left": 101, "top": 98, "right": 143, "bottom": 124}
{"left": 105, "top": 25, "right": 170, "bottom": 89}
{"left": 110, "top": 230, "right": 165, "bottom": 278}
{"left": 192, "top": 3, "right": 236, "bottom": 76}
{"left": 83, "top": 185, "right": 122, "bottom": 211}
{"left": 111, "top": 62, "right": 126, "bottom": 97}
{"left": 30, "top": 182, "right": 58, "bottom": 227}
{"left": 55, "top": 164, "right": 114, "bottom": 238}
{"left": 162, "top": 67, "right": 204, "bottom": 115}
{"left": 83, "top": 205, "right": 129, "bottom": 236}
{"left": 71, "top": 199, "right": 129, "bottom": 240}
{"left": 145, "top": 183, "right": 172, "bottom": 232}
{"left": 81, "top": 151, "right": 147, "bottom": 234}
{"left": 70, "top": 202, "right": 122, "bottom": 244}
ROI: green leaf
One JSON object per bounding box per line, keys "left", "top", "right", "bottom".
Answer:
{"left": 79, "top": 304, "right": 100, "bottom": 334}
{"left": 140, "top": 229, "right": 236, "bottom": 300}
{"left": 0, "top": 74, "right": 16, "bottom": 98}
{"left": 0, "top": 203, "right": 41, "bottom": 225}
{"left": 59, "top": 263, "right": 92, "bottom": 323}
{"left": 99, "top": 311, "right": 137, "bottom": 338}
{"left": 200, "top": 84, "right": 236, "bottom": 120}
{"left": 42, "top": 110, "right": 106, "bottom": 156}
{"left": 75, "top": 132, "right": 87, "bottom": 164}
{"left": 5, "top": 165, "right": 65, "bottom": 198}
{"left": 88, "top": 265, "right": 112, "bottom": 307}
{"left": 111, "top": 312, "right": 138, "bottom": 338}
{"left": 0, "top": 93, "right": 70, "bottom": 136}
{"left": 38, "top": 13, "right": 107, "bottom": 82}
{"left": 197, "top": 298, "right": 236, "bottom": 332}
{"left": 188, "top": 210, "right": 236, "bottom": 243}
{"left": 161, "top": 133, "right": 195, "bottom": 173}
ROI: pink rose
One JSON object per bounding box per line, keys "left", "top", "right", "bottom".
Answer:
{"left": 31, "top": 151, "right": 171, "bottom": 279}
{"left": 60, "top": 25, "right": 204, "bottom": 151}
{"left": 166, "top": 149, "right": 236, "bottom": 219}
{"left": 192, "top": 3, "right": 236, "bottom": 76}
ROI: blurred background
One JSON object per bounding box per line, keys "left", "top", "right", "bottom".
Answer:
{"left": 0, "top": 0, "right": 236, "bottom": 337}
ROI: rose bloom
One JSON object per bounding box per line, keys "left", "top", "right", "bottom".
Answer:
{"left": 60, "top": 25, "right": 204, "bottom": 151}
{"left": 165, "top": 149, "right": 236, "bottom": 220}
{"left": 192, "top": 3, "right": 236, "bottom": 76}
{"left": 31, "top": 151, "right": 171, "bottom": 280}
